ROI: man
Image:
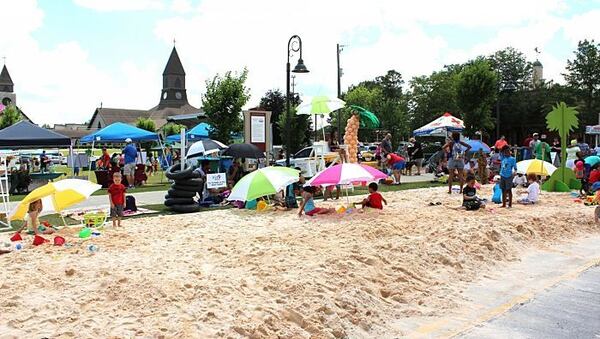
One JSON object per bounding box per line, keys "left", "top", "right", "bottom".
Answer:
{"left": 122, "top": 138, "right": 138, "bottom": 188}
{"left": 535, "top": 135, "right": 551, "bottom": 162}
{"left": 409, "top": 137, "right": 424, "bottom": 175}
{"left": 40, "top": 150, "right": 49, "bottom": 173}
{"left": 577, "top": 137, "right": 590, "bottom": 156}
{"left": 381, "top": 133, "right": 392, "bottom": 156}
{"left": 494, "top": 136, "right": 508, "bottom": 152}
{"left": 529, "top": 133, "right": 540, "bottom": 159}
{"left": 522, "top": 134, "right": 533, "bottom": 160}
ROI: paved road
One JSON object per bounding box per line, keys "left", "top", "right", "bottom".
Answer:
{"left": 461, "top": 265, "right": 600, "bottom": 339}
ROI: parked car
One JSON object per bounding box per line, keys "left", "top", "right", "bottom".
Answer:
{"left": 275, "top": 142, "right": 339, "bottom": 177}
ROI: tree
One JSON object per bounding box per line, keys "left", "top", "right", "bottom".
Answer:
{"left": 259, "top": 89, "right": 286, "bottom": 145}
{"left": 456, "top": 59, "right": 498, "bottom": 136}
{"left": 202, "top": 68, "right": 250, "bottom": 143}
{"left": 564, "top": 39, "right": 600, "bottom": 126}
{"left": 0, "top": 105, "right": 22, "bottom": 129}
{"left": 542, "top": 102, "right": 580, "bottom": 192}
{"left": 135, "top": 117, "right": 156, "bottom": 132}
{"left": 162, "top": 122, "right": 185, "bottom": 136}
{"left": 276, "top": 94, "right": 311, "bottom": 154}
{"left": 488, "top": 47, "right": 532, "bottom": 90}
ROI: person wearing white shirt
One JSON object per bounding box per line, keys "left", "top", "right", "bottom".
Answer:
{"left": 513, "top": 173, "right": 527, "bottom": 187}
{"left": 518, "top": 174, "right": 540, "bottom": 205}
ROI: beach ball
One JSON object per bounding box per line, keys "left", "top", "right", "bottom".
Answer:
{"left": 79, "top": 227, "right": 92, "bottom": 238}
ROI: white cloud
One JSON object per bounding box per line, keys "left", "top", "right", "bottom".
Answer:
{"left": 73, "top": 0, "right": 165, "bottom": 11}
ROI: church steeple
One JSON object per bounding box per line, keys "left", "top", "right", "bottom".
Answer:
{"left": 0, "top": 65, "right": 14, "bottom": 93}
{"left": 159, "top": 46, "right": 188, "bottom": 108}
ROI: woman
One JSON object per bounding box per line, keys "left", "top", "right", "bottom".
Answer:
{"left": 551, "top": 137, "right": 561, "bottom": 167}
{"left": 443, "top": 132, "right": 471, "bottom": 194}
{"left": 566, "top": 139, "right": 581, "bottom": 169}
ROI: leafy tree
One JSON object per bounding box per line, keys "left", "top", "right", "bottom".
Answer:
{"left": 135, "top": 117, "right": 156, "bottom": 132}
{"left": 456, "top": 59, "right": 498, "bottom": 136}
{"left": 488, "top": 47, "right": 533, "bottom": 90}
{"left": 542, "top": 102, "right": 580, "bottom": 192}
{"left": 162, "top": 122, "right": 185, "bottom": 136}
{"left": 276, "top": 94, "right": 311, "bottom": 154}
{"left": 202, "top": 68, "right": 250, "bottom": 143}
{"left": 0, "top": 105, "right": 22, "bottom": 129}
{"left": 259, "top": 89, "right": 286, "bottom": 145}
{"left": 564, "top": 39, "right": 600, "bottom": 126}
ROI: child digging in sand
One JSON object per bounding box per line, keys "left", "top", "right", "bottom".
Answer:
{"left": 358, "top": 182, "right": 387, "bottom": 209}
{"left": 298, "top": 186, "right": 334, "bottom": 217}
{"left": 17, "top": 199, "right": 54, "bottom": 235}
{"left": 463, "top": 174, "right": 485, "bottom": 210}
{"left": 108, "top": 172, "right": 126, "bottom": 227}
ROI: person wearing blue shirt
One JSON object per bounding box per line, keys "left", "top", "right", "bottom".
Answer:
{"left": 499, "top": 145, "right": 517, "bottom": 208}
{"left": 122, "top": 138, "right": 138, "bottom": 188}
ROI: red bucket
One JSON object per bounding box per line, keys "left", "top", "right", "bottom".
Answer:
{"left": 10, "top": 232, "right": 22, "bottom": 242}
{"left": 53, "top": 236, "right": 66, "bottom": 246}
{"left": 32, "top": 235, "right": 48, "bottom": 246}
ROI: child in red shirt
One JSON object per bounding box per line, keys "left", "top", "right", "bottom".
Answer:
{"left": 359, "top": 182, "right": 387, "bottom": 209}
{"left": 108, "top": 172, "right": 126, "bottom": 227}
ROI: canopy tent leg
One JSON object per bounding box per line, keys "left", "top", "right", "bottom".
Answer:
{"left": 87, "top": 140, "right": 95, "bottom": 181}
{"left": 69, "top": 143, "right": 74, "bottom": 178}
{"left": 157, "top": 137, "right": 168, "bottom": 184}
{"left": 180, "top": 128, "right": 187, "bottom": 170}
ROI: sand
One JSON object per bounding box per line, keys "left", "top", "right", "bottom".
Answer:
{"left": 0, "top": 186, "right": 598, "bottom": 338}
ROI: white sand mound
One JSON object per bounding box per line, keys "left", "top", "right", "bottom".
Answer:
{"left": 0, "top": 186, "right": 597, "bottom": 338}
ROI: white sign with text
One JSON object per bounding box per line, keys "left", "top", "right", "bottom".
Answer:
{"left": 207, "top": 173, "right": 227, "bottom": 189}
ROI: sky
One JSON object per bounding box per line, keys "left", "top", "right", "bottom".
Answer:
{"left": 1, "top": 0, "right": 600, "bottom": 125}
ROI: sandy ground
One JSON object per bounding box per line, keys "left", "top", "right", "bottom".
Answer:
{"left": 0, "top": 186, "right": 599, "bottom": 338}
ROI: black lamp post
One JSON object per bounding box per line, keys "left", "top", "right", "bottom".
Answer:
{"left": 286, "top": 35, "right": 309, "bottom": 167}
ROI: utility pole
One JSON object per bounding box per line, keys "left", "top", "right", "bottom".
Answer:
{"left": 337, "top": 44, "right": 344, "bottom": 144}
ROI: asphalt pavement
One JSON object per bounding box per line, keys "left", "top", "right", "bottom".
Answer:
{"left": 460, "top": 265, "right": 600, "bottom": 339}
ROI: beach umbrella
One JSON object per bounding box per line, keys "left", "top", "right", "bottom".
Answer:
{"left": 463, "top": 139, "right": 491, "bottom": 153}
{"left": 584, "top": 155, "right": 600, "bottom": 167}
{"left": 516, "top": 159, "right": 557, "bottom": 176}
{"left": 228, "top": 167, "right": 300, "bottom": 202}
{"left": 9, "top": 179, "right": 101, "bottom": 221}
{"left": 306, "top": 163, "right": 387, "bottom": 186}
{"left": 187, "top": 139, "right": 228, "bottom": 158}
{"left": 296, "top": 96, "right": 346, "bottom": 115}
{"left": 223, "top": 143, "right": 265, "bottom": 159}
{"left": 350, "top": 105, "right": 380, "bottom": 129}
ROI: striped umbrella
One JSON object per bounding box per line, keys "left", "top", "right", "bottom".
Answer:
{"left": 187, "top": 139, "right": 228, "bottom": 158}
{"left": 516, "top": 159, "right": 556, "bottom": 176}
{"left": 296, "top": 96, "right": 346, "bottom": 115}
{"left": 228, "top": 167, "right": 300, "bottom": 202}
{"left": 306, "top": 163, "right": 387, "bottom": 186}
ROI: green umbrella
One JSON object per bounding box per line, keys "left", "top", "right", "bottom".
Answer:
{"left": 228, "top": 167, "right": 300, "bottom": 202}
{"left": 350, "top": 105, "right": 380, "bottom": 129}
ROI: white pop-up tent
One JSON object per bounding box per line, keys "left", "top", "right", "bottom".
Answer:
{"left": 413, "top": 112, "right": 464, "bottom": 137}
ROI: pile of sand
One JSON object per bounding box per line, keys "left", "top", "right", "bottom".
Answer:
{"left": 0, "top": 186, "right": 598, "bottom": 338}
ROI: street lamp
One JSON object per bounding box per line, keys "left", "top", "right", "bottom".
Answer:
{"left": 286, "top": 35, "right": 309, "bottom": 167}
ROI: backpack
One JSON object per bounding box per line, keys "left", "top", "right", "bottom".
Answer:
{"left": 125, "top": 195, "right": 137, "bottom": 211}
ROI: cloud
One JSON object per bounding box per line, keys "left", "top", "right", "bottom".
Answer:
{"left": 72, "top": 0, "right": 165, "bottom": 11}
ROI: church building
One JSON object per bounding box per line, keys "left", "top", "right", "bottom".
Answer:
{"left": 87, "top": 46, "right": 203, "bottom": 130}
{"left": 0, "top": 64, "right": 32, "bottom": 122}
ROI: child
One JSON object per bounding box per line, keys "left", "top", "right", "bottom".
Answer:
{"left": 575, "top": 160, "right": 589, "bottom": 196}
{"left": 298, "top": 186, "right": 334, "bottom": 217}
{"left": 491, "top": 175, "right": 502, "bottom": 204}
{"left": 499, "top": 145, "right": 517, "bottom": 208}
{"left": 108, "top": 172, "right": 126, "bottom": 227}
{"left": 463, "top": 174, "right": 485, "bottom": 210}
{"left": 18, "top": 199, "right": 54, "bottom": 235}
{"left": 513, "top": 173, "right": 527, "bottom": 188}
{"left": 358, "top": 182, "right": 387, "bottom": 209}
{"left": 518, "top": 174, "right": 540, "bottom": 205}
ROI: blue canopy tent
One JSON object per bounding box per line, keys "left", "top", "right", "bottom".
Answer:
{"left": 166, "top": 122, "right": 211, "bottom": 142}
{"left": 80, "top": 122, "right": 167, "bottom": 179}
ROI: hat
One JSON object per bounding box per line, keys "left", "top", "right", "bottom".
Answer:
{"left": 493, "top": 175, "right": 500, "bottom": 182}
{"left": 125, "top": 138, "right": 132, "bottom": 143}
{"left": 533, "top": 132, "right": 539, "bottom": 137}
{"left": 570, "top": 139, "right": 577, "bottom": 146}
{"left": 575, "top": 160, "right": 584, "bottom": 169}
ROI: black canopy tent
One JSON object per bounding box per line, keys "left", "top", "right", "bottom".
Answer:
{"left": 0, "top": 120, "right": 71, "bottom": 147}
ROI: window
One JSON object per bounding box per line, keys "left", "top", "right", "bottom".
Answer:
{"left": 294, "top": 148, "right": 312, "bottom": 158}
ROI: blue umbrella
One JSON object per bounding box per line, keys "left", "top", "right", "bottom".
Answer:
{"left": 462, "top": 139, "right": 491, "bottom": 153}
{"left": 584, "top": 155, "right": 600, "bottom": 167}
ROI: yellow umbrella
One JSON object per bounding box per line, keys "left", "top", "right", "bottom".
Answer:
{"left": 516, "top": 159, "right": 557, "bottom": 176}
{"left": 9, "top": 179, "right": 101, "bottom": 221}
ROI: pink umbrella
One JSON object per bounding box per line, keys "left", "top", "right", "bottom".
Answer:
{"left": 306, "top": 163, "right": 387, "bottom": 186}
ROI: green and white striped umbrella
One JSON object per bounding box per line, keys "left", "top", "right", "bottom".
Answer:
{"left": 228, "top": 167, "right": 300, "bottom": 202}
{"left": 296, "top": 95, "right": 346, "bottom": 115}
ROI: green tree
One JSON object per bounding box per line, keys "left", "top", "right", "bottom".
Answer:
{"left": 259, "top": 89, "right": 285, "bottom": 145}
{"left": 135, "top": 117, "right": 156, "bottom": 132}
{"left": 563, "top": 39, "right": 600, "bottom": 126}
{"left": 542, "top": 102, "right": 580, "bottom": 192}
{"left": 488, "top": 47, "right": 532, "bottom": 90}
{"left": 276, "top": 94, "right": 311, "bottom": 154}
{"left": 162, "top": 122, "right": 185, "bottom": 136}
{"left": 456, "top": 59, "right": 498, "bottom": 136}
{"left": 0, "top": 105, "right": 22, "bottom": 129}
{"left": 202, "top": 68, "right": 250, "bottom": 143}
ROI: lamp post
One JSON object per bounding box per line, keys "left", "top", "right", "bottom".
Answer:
{"left": 286, "top": 35, "right": 309, "bottom": 167}
{"left": 337, "top": 43, "right": 344, "bottom": 144}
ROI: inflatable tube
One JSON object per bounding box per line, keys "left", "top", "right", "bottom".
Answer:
{"left": 167, "top": 188, "right": 197, "bottom": 198}
{"left": 164, "top": 198, "right": 196, "bottom": 206}
{"left": 171, "top": 184, "right": 202, "bottom": 193}
{"left": 169, "top": 204, "right": 201, "bottom": 213}
{"left": 174, "top": 178, "right": 204, "bottom": 187}
{"left": 165, "top": 164, "right": 200, "bottom": 180}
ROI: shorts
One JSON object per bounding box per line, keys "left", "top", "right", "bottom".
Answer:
{"left": 123, "top": 162, "right": 136, "bottom": 177}
{"left": 305, "top": 207, "right": 323, "bottom": 216}
{"left": 500, "top": 176, "right": 513, "bottom": 191}
{"left": 111, "top": 204, "right": 124, "bottom": 218}
{"left": 447, "top": 159, "right": 464, "bottom": 170}
{"left": 413, "top": 158, "right": 424, "bottom": 167}
{"left": 392, "top": 161, "right": 405, "bottom": 170}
